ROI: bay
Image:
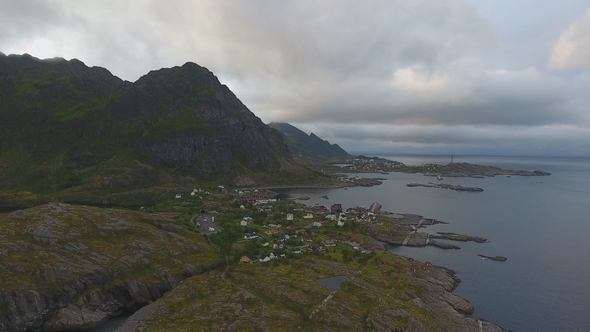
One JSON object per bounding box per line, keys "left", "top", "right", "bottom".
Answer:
{"left": 276, "top": 155, "right": 590, "bottom": 332}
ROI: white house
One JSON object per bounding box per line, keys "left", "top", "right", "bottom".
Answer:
{"left": 240, "top": 217, "right": 253, "bottom": 226}
{"left": 259, "top": 255, "right": 271, "bottom": 263}
{"left": 286, "top": 213, "right": 294, "bottom": 221}
{"left": 244, "top": 232, "right": 258, "bottom": 240}
{"left": 311, "top": 221, "right": 323, "bottom": 228}
{"left": 175, "top": 194, "right": 181, "bottom": 199}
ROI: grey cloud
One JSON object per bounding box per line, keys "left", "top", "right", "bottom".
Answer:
{"left": 296, "top": 123, "right": 590, "bottom": 156}
{"left": 0, "top": 0, "right": 65, "bottom": 35}
{"left": 1, "top": 0, "right": 589, "bottom": 156}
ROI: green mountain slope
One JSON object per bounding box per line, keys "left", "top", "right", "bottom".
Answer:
{"left": 0, "top": 54, "right": 323, "bottom": 206}
{"left": 268, "top": 122, "right": 349, "bottom": 159}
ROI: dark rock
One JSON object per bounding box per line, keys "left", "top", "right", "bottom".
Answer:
{"left": 430, "top": 240, "right": 461, "bottom": 250}
{"left": 478, "top": 254, "right": 507, "bottom": 261}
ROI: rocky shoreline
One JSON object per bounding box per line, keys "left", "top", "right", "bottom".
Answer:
{"left": 115, "top": 258, "right": 508, "bottom": 332}
{"left": 1, "top": 201, "right": 505, "bottom": 331}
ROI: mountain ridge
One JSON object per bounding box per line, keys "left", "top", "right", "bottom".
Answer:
{"left": 267, "top": 122, "right": 349, "bottom": 159}
{"left": 0, "top": 54, "right": 322, "bottom": 206}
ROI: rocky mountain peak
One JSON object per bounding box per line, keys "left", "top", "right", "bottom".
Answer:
{"left": 0, "top": 54, "right": 311, "bottom": 202}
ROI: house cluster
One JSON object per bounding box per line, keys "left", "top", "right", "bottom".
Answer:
{"left": 240, "top": 250, "right": 287, "bottom": 264}
{"left": 237, "top": 193, "right": 277, "bottom": 204}
{"left": 345, "top": 157, "right": 404, "bottom": 173}
{"left": 236, "top": 198, "right": 384, "bottom": 264}
{"left": 345, "top": 206, "right": 380, "bottom": 223}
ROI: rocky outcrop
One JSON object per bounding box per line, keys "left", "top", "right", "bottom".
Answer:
{"left": 430, "top": 240, "right": 461, "bottom": 250}
{"left": 115, "top": 258, "right": 509, "bottom": 332}
{"left": 0, "top": 203, "right": 217, "bottom": 331}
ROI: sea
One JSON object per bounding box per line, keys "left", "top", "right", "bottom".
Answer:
{"left": 276, "top": 154, "right": 590, "bottom": 332}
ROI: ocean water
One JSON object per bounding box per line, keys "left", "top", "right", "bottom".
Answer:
{"left": 276, "top": 155, "right": 590, "bottom": 332}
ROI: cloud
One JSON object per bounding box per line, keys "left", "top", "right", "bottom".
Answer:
{"left": 294, "top": 122, "right": 590, "bottom": 156}
{"left": 1, "top": 1, "right": 589, "bottom": 156}
{"left": 549, "top": 10, "right": 590, "bottom": 70}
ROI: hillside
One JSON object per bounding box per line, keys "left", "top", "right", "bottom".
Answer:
{"left": 0, "top": 196, "right": 507, "bottom": 332}
{"left": 0, "top": 54, "right": 324, "bottom": 207}
{"left": 268, "top": 122, "right": 349, "bottom": 159}
{"left": 0, "top": 203, "right": 218, "bottom": 331}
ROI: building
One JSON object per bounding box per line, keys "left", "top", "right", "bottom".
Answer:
{"left": 244, "top": 232, "right": 258, "bottom": 240}
{"left": 240, "top": 254, "right": 258, "bottom": 264}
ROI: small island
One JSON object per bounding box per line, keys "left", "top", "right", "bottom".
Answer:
{"left": 478, "top": 254, "right": 508, "bottom": 261}
{"left": 432, "top": 232, "right": 487, "bottom": 243}
{"left": 407, "top": 182, "right": 484, "bottom": 192}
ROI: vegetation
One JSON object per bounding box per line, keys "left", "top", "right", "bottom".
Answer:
{"left": 0, "top": 54, "right": 339, "bottom": 208}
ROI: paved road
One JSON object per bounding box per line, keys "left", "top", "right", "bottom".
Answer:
{"left": 195, "top": 214, "right": 220, "bottom": 235}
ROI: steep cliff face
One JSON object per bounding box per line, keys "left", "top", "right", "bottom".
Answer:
{"left": 0, "top": 203, "right": 218, "bottom": 331}
{"left": 268, "top": 122, "right": 349, "bottom": 159}
{"left": 0, "top": 54, "right": 311, "bottom": 203}
{"left": 102, "top": 62, "right": 292, "bottom": 177}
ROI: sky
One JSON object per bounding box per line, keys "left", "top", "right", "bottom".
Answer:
{"left": 1, "top": 0, "right": 590, "bottom": 157}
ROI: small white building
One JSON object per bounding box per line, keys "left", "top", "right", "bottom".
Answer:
{"left": 240, "top": 217, "right": 252, "bottom": 226}
{"left": 259, "top": 255, "right": 271, "bottom": 263}
{"left": 175, "top": 194, "right": 181, "bottom": 199}
{"left": 244, "top": 232, "right": 258, "bottom": 240}
{"left": 286, "top": 213, "right": 294, "bottom": 221}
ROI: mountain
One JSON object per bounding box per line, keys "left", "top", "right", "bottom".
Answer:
{"left": 0, "top": 54, "right": 319, "bottom": 206}
{"left": 267, "top": 122, "right": 349, "bottom": 159}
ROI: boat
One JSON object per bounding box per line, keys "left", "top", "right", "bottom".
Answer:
{"left": 320, "top": 195, "right": 329, "bottom": 199}
{"left": 437, "top": 175, "right": 443, "bottom": 181}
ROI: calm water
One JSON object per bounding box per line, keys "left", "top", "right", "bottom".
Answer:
{"left": 277, "top": 155, "right": 590, "bottom": 332}
{"left": 317, "top": 276, "right": 348, "bottom": 291}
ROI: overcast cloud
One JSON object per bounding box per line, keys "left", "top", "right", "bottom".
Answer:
{"left": 1, "top": 0, "right": 589, "bottom": 156}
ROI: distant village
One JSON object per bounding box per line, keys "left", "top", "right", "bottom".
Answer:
{"left": 174, "top": 187, "right": 386, "bottom": 265}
